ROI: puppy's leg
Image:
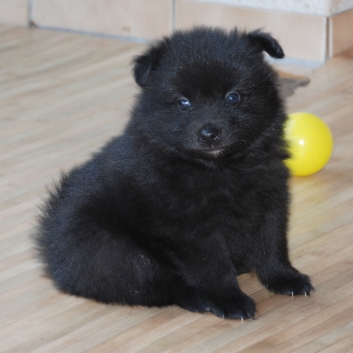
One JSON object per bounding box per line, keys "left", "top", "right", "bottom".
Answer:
{"left": 38, "top": 223, "right": 177, "bottom": 307}
{"left": 253, "top": 209, "right": 314, "bottom": 296}
{"left": 171, "top": 238, "right": 256, "bottom": 320}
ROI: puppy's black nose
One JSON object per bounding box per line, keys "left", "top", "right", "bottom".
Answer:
{"left": 198, "top": 125, "right": 221, "bottom": 145}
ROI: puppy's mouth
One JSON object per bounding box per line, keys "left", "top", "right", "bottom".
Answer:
{"left": 204, "top": 147, "right": 229, "bottom": 157}
{"left": 186, "top": 146, "right": 232, "bottom": 159}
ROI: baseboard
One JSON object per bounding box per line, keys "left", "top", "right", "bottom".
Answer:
{"left": 1, "top": 0, "right": 353, "bottom": 63}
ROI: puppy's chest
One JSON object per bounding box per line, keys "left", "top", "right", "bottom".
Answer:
{"left": 154, "top": 168, "right": 261, "bottom": 226}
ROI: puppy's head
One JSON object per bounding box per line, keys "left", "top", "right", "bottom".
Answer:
{"left": 131, "top": 27, "right": 285, "bottom": 160}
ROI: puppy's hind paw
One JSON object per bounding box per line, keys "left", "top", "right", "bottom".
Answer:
{"left": 176, "top": 292, "right": 212, "bottom": 314}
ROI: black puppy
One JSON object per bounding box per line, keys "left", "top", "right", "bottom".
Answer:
{"left": 35, "top": 27, "right": 313, "bottom": 320}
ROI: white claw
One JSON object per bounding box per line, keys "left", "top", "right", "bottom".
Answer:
{"left": 305, "top": 292, "right": 307, "bottom": 297}
{"left": 291, "top": 292, "right": 294, "bottom": 297}
{"left": 241, "top": 317, "right": 244, "bottom": 322}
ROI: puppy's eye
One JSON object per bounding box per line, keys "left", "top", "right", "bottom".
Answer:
{"left": 177, "top": 98, "right": 191, "bottom": 112}
{"left": 225, "top": 92, "right": 241, "bottom": 105}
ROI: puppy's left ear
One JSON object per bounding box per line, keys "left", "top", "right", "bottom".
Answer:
{"left": 248, "top": 30, "right": 285, "bottom": 59}
{"left": 132, "top": 40, "right": 168, "bottom": 86}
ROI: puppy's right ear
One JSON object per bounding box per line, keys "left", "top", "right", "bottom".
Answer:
{"left": 248, "top": 30, "right": 285, "bottom": 59}
{"left": 132, "top": 40, "right": 168, "bottom": 86}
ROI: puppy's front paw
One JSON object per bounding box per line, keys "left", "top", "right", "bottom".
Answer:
{"left": 264, "top": 272, "right": 314, "bottom": 296}
{"left": 209, "top": 293, "right": 256, "bottom": 320}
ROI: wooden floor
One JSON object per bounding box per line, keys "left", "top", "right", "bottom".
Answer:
{"left": 1, "top": 25, "right": 353, "bottom": 353}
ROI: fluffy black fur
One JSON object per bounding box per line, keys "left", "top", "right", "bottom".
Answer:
{"left": 35, "top": 27, "right": 313, "bottom": 320}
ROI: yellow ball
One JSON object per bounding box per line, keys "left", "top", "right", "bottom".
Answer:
{"left": 284, "top": 112, "right": 333, "bottom": 176}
